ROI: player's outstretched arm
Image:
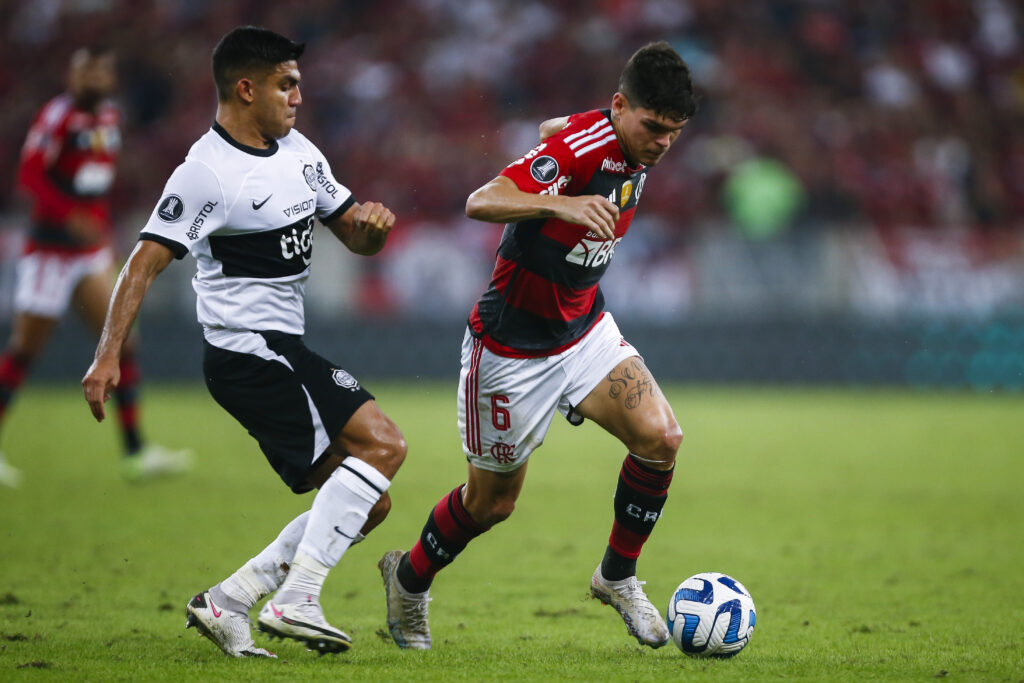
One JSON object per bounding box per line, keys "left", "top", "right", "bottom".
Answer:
{"left": 465, "top": 176, "right": 620, "bottom": 240}
{"left": 325, "top": 201, "right": 396, "bottom": 256}
{"left": 82, "top": 240, "right": 174, "bottom": 422}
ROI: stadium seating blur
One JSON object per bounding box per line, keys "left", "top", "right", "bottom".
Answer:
{"left": 0, "top": 0, "right": 1021, "bottom": 388}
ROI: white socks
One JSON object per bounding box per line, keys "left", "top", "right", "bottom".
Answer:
{"left": 274, "top": 458, "right": 390, "bottom": 604}
{"left": 213, "top": 511, "right": 310, "bottom": 611}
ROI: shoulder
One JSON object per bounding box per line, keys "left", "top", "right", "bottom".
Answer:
{"left": 560, "top": 110, "right": 616, "bottom": 161}
{"left": 35, "top": 94, "right": 74, "bottom": 130}
{"left": 171, "top": 143, "right": 224, "bottom": 196}
{"left": 278, "top": 128, "right": 318, "bottom": 154}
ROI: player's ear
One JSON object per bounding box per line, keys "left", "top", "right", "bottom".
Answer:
{"left": 611, "top": 92, "right": 629, "bottom": 119}
{"left": 236, "top": 78, "right": 256, "bottom": 104}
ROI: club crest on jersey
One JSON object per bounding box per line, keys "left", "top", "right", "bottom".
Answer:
{"left": 619, "top": 180, "right": 633, "bottom": 208}
{"left": 331, "top": 369, "right": 360, "bottom": 390}
{"left": 157, "top": 195, "right": 184, "bottom": 222}
{"left": 490, "top": 441, "right": 517, "bottom": 465}
{"left": 530, "top": 156, "right": 559, "bottom": 184}
{"left": 302, "top": 164, "right": 317, "bottom": 191}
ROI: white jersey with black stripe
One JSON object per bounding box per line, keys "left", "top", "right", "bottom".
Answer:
{"left": 140, "top": 123, "right": 354, "bottom": 336}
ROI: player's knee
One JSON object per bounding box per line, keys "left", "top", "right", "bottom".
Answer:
{"left": 632, "top": 419, "right": 683, "bottom": 464}
{"left": 375, "top": 428, "right": 408, "bottom": 477}
{"left": 366, "top": 492, "right": 391, "bottom": 530}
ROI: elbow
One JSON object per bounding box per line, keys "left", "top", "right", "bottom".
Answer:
{"left": 465, "top": 189, "right": 487, "bottom": 220}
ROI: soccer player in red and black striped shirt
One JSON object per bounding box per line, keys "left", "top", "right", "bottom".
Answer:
{"left": 379, "top": 42, "right": 697, "bottom": 650}
{"left": 0, "top": 46, "right": 189, "bottom": 487}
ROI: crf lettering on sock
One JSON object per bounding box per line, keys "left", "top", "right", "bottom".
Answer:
{"left": 604, "top": 454, "right": 673, "bottom": 580}
{"left": 406, "top": 485, "right": 488, "bottom": 586}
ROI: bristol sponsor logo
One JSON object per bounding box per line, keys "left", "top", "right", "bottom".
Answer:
{"left": 283, "top": 198, "right": 315, "bottom": 217}
{"left": 315, "top": 161, "right": 339, "bottom": 199}
{"left": 280, "top": 217, "right": 314, "bottom": 265}
{"left": 186, "top": 201, "right": 217, "bottom": 240}
{"left": 601, "top": 157, "right": 628, "bottom": 173}
{"left": 565, "top": 236, "right": 622, "bottom": 268}
{"left": 539, "top": 174, "right": 571, "bottom": 196}
{"left": 489, "top": 441, "right": 517, "bottom": 465}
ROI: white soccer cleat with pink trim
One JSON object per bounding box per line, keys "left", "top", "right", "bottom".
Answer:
{"left": 185, "top": 591, "right": 275, "bottom": 658}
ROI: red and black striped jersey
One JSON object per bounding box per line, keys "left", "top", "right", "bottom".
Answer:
{"left": 16, "top": 94, "right": 121, "bottom": 252}
{"left": 468, "top": 109, "right": 648, "bottom": 357}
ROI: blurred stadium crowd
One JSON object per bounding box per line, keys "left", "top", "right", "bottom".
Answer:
{"left": 1, "top": 0, "right": 1021, "bottom": 236}
{"left": 1, "top": 0, "right": 1023, "bottom": 390}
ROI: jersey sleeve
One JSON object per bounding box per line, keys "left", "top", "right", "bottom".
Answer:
{"left": 139, "top": 160, "right": 225, "bottom": 259}
{"left": 499, "top": 136, "right": 578, "bottom": 197}
{"left": 499, "top": 113, "right": 602, "bottom": 196}
{"left": 308, "top": 147, "right": 355, "bottom": 224}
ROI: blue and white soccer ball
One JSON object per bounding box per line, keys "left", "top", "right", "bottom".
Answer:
{"left": 666, "top": 572, "right": 756, "bottom": 657}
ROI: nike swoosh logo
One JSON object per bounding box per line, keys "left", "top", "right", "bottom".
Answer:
{"left": 270, "top": 602, "right": 284, "bottom": 618}
{"left": 252, "top": 194, "right": 272, "bottom": 210}
{"left": 334, "top": 526, "right": 355, "bottom": 539}
{"left": 211, "top": 603, "right": 222, "bottom": 618}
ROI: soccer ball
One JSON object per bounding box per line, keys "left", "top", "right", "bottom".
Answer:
{"left": 666, "top": 572, "right": 756, "bottom": 657}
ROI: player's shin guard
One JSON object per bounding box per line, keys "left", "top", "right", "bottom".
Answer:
{"left": 603, "top": 454, "right": 674, "bottom": 581}
{"left": 403, "top": 485, "right": 488, "bottom": 591}
{"left": 276, "top": 458, "right": 389, "bottom": 603}
{"left": 0, "top": 352, "right": 30, "bottom": 427}
{"left": 114, "top": 353, "right": 142, "bottom": 455}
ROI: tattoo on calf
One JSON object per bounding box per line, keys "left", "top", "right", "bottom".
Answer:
{"left": 607, "top": 359, "right": 658, "bottom": 409}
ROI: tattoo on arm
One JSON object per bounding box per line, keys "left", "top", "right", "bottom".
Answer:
{"left": 607, "top": 359, "right": 658, "bottom": 410}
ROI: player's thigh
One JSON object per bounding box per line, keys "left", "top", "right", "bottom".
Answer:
{"left": 71, "top": 261, "right": 116, "bottom": 334}
{"left": 574, "top": 355, "right": 682, "bottom": 464}
{"left": 6, "top": 312, "right": 58, "bottom": 358}
{"left": 463, "top": 459, "right": 529, "bottom": 526}
{"left": 457, "top": 331, "right": 564, "bottom": 473}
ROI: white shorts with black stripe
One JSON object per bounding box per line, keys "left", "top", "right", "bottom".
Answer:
{"left": 202, "top": 328, "right": 373, "bottom": 493}
{"left": 457, "top": 313, "right": 639, "bottom": 473}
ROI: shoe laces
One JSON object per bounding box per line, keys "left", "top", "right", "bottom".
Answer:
{"left": 613, "top": 578, "right": 660, "bottom": 615}
{"left": 399, "top": 592, "right": 431, "bottom": 632}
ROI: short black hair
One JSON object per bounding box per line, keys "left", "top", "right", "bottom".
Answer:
{"left": 618, "top": 42, "right": 697, "bottom": 121}
{"left": 212, "top": 26, "right": 305, "bottom": 101}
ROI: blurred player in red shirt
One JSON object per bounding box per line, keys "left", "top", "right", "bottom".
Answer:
{"left": 0, "top": 46, "right": 189, "bottom": 487}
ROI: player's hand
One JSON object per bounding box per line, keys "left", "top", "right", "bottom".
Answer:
{"left": 82, "top": 356, "right": 120, "bottom": 422}
{"left": 352, "top": 201, "right": 396, "bottom": 240}
{"left": 556, "top": 195, "right": 620, "bottom": 240}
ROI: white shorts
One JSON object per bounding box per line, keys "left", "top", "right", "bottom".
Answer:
{"left": 457, "top": 313, "right": 640, "bottom": 473}
{"left": 13, "top": 247, "right": 113, "bottom": 318}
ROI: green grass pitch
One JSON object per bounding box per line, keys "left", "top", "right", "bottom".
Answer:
{"left": 1, "top": 383, "right": 1022, "bottom": 681}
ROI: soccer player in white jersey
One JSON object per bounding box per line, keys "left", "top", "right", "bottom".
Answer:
{"left": 82, "top": 26, "right": 405, "bottom": 658}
